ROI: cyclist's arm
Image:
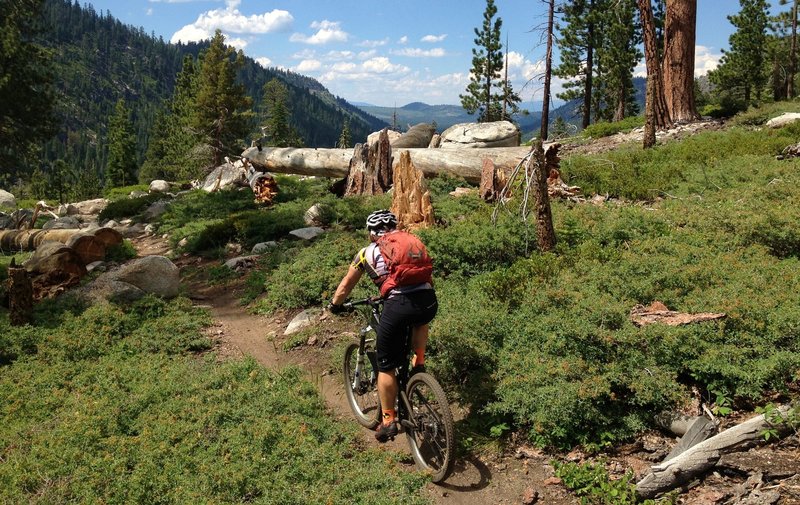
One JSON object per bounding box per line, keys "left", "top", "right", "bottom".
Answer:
{"left": 331, "top": 265, "right": 363, "bottom": 305}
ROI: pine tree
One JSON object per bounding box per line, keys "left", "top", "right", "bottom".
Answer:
{"left": 105, "top": 99, "right": 138, "bottom": 188}
{"left": 595, "top": 0, "right": 642, "bottom": 122}
{"left": 337, "top": 119, "right": 352, "bottom": 149}
{"left": 709, "top": 0, "right": 770, "bottom": 105}
{"left": 260, "top": 78, "right": 303, "bottom": 147}
{"left": 0, "top": 0, "right": 58, "bottom": 183}
{"left": 193, "top": 30, "right": 254, "bottom": 167}
{"left": 555, "top": 0, "right": 601, "bottom": 128}
{"left": 460, "top": 0, "right": 514, "bottom": 122}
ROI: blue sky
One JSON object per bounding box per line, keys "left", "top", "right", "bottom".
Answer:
{"left": 85, "top": 0, "right": 762, "bottom": 107}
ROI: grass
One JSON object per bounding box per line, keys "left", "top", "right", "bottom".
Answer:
{"left": 0, "top": 295, "right": 429, "bottom": 503}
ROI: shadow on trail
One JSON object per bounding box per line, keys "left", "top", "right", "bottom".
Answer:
{"left": 437, "top": 455, "right": 492, "bottom": 492}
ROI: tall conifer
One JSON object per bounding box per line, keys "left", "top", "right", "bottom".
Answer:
{"left": 193, "top": 30, "right": 254, "bottom": 167}
{"left": 461, "top": 0, "right": 518, "bottom": 122}
{"left": 106, "top": 99, "right": 138, "bottom": 188}
{"left": 709, "top": 0, "right": 770, "bottom": 105}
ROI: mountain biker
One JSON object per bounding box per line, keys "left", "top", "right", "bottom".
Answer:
{"left": 328, "top": 209, "right": 438, "bottom": 442}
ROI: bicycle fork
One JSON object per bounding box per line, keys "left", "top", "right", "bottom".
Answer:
{"left": 352, "top": 328, "right": 376, "bottom": 392}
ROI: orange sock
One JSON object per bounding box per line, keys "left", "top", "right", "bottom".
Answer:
{"left": 413, "top": 350, "right": 425, "bottom": 367}
{"left": 382, "top": 409, "right": 396, "bottom": 425}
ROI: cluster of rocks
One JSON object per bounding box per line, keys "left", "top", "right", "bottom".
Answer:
{"left": 366, "top": 120, "right": 521, "bottom": 150}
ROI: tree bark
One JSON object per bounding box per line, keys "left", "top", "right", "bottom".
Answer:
{"left": 583, "top": 0, "right": 595, "bottom": 130}
{"left": 532, "top": 141, "right": 557, "bottom": 252}
{"left": 7, "top": 259, "right": 33, "bottom": 326}
{"left": 391, "top": 151, "right": 435, "bottom": 230}
{"left": 540, "top": 0, "right": 555, "bottom": 141}
{"left": 243, "top": 146, "right": 533, "bottom": 184}
{"left": 790, "top": 0, "right": 798, "bottom": 98}
{"left": 663, "top": 0, "right": 699, "bottom": 122}
{"left": 0, "top": 228, "right": 120, "bottom": 254}
{"left": 638, "top": 0, "right": 672, "bottom": 134}
{"left": 636, "top": 405, "right": 793, "bottom": 499}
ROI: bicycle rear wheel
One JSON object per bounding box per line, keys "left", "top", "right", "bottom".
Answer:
{"left": 343, "top": 342, "right": 381, "bottom": 428}
{"left": 405, "top": 372, "right": 455, "bottom": 483}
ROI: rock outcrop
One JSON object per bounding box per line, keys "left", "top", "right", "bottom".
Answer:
{"left": 440, "top": 121, "right": 520, "bottom": 148}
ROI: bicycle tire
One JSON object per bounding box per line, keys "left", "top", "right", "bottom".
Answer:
{"left": 343, "top": 342, "right": 381, "bottom": 428}
{"left": 405, "top": 372, "right": 455, "bottom": 483}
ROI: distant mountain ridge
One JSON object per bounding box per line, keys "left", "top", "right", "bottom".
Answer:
{"left": 356, "top": 102, "right": 544, "bottom": 137}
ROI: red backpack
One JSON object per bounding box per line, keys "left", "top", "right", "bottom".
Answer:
{"left": 376, "top": 230, "right": 433, "bottom": 297}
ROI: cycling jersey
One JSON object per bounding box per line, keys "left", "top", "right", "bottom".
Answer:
{"left": 351, "top": 242, "right": 432, "bottom": 296}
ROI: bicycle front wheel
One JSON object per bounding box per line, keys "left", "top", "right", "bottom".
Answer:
{"left": 343, "top": 342, "right": 381, "bottom": 428}
{"left": 405, "top": 372, "right": 455, "bottom": 483}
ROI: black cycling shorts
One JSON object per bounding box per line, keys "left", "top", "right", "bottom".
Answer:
{"left": 376, "top": 289, "right": 438, "bottom": 372}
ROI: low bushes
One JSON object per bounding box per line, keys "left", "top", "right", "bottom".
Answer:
{"left": 582, "top": 116, "right": 645, "bottom": 139}
{"left": 0, "top": 294, "right": 428, "bottom": 503}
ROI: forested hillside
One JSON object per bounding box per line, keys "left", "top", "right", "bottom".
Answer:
{"left": 30, "top": 0, "right": 385, "bottom": 185}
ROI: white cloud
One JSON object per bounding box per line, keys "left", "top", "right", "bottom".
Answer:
{"left": 325, "top": 50, "right": 355, "bottom": 60}
{"left": 255, "top": 57, "right": 272, "bottom": 68}
{"left": 296, "top": 59, "right": 322, "bottom": 72}
{"left": 357, "top": 38, "right": 389, "bottom": 48}
{"left": 225, "top": 36, "right": 248, "bottom": 49}
{"left": 398, "top": 36, "right": 408, "bottom": 45}
{"left": 291, "top": 20, "right": 348, "bottom": 45}
{"left": 170, "top": 6, "right": 293, "bottom": 43}
{"left": 292, "top": 49, "right": 317, "bottom": 60}
{"left": 357, "top": 50, "right": 377, "bottom": 59}
{"left": 146, "top": 8, "right": 153, "bottom": 15}
{"left": 421, "top": 34, "right": 447, "bottom": 43}
{"left": 695, "top": 45, "right": 721, "bottom": 76}
{"left": 393, "top": 47, "right": 446, "bottom": 58}
{"left": 331, "top": 62, "right": 357, "bottom": 72}
{"left": 362, "top": 57, "right": 409, "bottom": 74}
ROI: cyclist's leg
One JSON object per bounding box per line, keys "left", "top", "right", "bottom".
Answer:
{"left": 375, "top": 296, "right": 411, "bottom": 432}
{"left": 408, "top": 290, "right": 438, "bottom": 368}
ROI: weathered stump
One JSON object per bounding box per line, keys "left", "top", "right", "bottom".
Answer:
{"left": 391, "top": 151, "right": 435, "bottom": 230}
{"left": 7, "top": 258, "right": 33, "bottom": 326}
{"left": 345, "top": 129, "right": 393, "bottom": 196}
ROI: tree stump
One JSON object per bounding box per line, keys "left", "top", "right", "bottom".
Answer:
{"left": 391, "top": 151, "right": 435, "bottom": 230}
{"left": 345, "top": 129, "right": 393, "bottom": 196}
{"left": 532, "top": 142, "right": 557, "bottom": 252}
{"left": 479, "top": 158, "right": 510, "bottom": 202}
{"left": 7, "top": 259, "right": 33, "bottom": 326}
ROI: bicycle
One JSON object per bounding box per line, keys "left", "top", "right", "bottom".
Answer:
{"left": 341, "top": 297, "right": 455, "bottom": 483}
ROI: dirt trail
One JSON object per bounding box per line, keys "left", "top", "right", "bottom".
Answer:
{"left": 172, "top": 263, "right": 574, "bottom": 505}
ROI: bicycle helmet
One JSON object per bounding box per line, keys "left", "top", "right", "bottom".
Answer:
{"left": 365, "top": 209, "right": 397, "bottom": 235}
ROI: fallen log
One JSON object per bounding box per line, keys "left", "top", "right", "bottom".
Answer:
{"left": 242, "top": 146, "right": 534, "bottom": 184}
{"left": 636, "top": 405, "right": 793, "bottom": 499}
{"left": 0, "top": 227, "right": 120, "bottom": 253}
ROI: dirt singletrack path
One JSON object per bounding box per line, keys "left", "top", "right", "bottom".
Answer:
{"left": 177, "top": 267, "right": 575, "bottom": 505}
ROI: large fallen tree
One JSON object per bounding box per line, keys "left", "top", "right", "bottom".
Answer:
{"left": 242, "top": 145, "right": 533, "bottom": 184}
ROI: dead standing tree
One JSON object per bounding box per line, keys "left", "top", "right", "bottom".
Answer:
{"left": 492, "top": 140, "right": 558, "bottom": 252}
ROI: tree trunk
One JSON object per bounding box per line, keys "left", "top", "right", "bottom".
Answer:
{"left": 614, "top": 79, "right": 626, "bottom": 122}
{"left": 391, "top": 151, "right": 435, "bottom": 230}
{"left": 540, "top": 0, "right": 555, "bottom": 141}
{"left": 7, "top": 259, "right": 33, "bottom": 326}
{"left": 345, "top": 129, "right": 394, "bottom": 196}
{"left": 0, "top": 228, "right": 120, "bottom": 254}
{"left": 532, "top": 141, "right": 557, "bottom": 252}
{"left": 243, "top": 146, "right": 532, "bottom": 184}
{"left": 644, "top": 76, "right": 657, "bottom": 148}
{"left": 638, "top": 0, "right": 672, "bottom": 131}
{"left": 636, "top": 405, "right": 793, "bottom": 499}
{"left": 663, "top": 0, "right": 699, "bottom": 122}
{"left": 583, "top": 1, "right": 595, "bottom": 129}
{"left": 790, "top": 0, "right": 798, "bottom": 98}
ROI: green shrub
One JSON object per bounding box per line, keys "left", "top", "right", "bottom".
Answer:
{"left": 555, "top": 460, "right": 653, "bottom": 504}
{"left": 731, "top": 100, "right": 800, "bottom": 127}
{"left": 104, "top": 184, "right": 150, "bottom": 201}
{"left": 105, "top": 240, "right": 137, "bottom": 262}
{"left": 582, "top": 116, "right": 644, "bottom": 139}
{"left": 255, "top": 232, "right": 367, "bottom": 312}
{"left": 98, "top": 193, "right": 163, "bottom": 221}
